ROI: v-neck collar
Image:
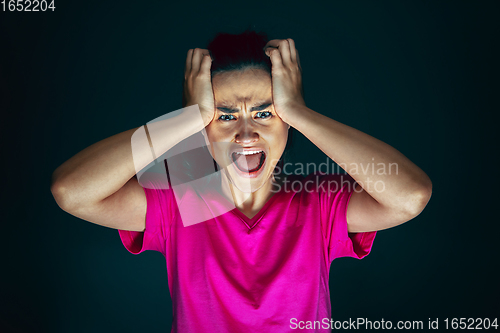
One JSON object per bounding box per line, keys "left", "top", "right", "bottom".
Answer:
{"left": 229, "top": 191, "right": 280, "bottom": 229}
{"left": 199, "top": 174, "right": 283, "bottom": 230}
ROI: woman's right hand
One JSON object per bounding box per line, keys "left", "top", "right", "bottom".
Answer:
{"left": 182, "top": 48, "right": 215, "bottom": 127}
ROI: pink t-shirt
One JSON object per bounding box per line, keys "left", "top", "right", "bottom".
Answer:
{"left": 118, "top": 173, "right": 376, "bottom": 332}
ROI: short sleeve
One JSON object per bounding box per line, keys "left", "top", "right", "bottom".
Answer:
{"left": 117, "top": 178, "right": 176, "bottom": 257}
{"left": 317, "top": 173, "right": 377, "bottom": 262}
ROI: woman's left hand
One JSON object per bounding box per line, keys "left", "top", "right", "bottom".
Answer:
{"left": 264, "top": 38, "right": 306, "bottom": 124}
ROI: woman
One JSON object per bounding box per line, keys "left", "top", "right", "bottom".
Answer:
{"left": 51, "top": 30, "right": 432, "bottom": 332}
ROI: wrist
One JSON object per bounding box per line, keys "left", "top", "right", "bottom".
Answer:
{"left": 280, "top": 103, "right": 311, "bottom": 128}
{"left": 183, "top": 103, "right": 214, "bottom": 127}
{"left": 180, "top": 104, "right": 207, "bottom": 132}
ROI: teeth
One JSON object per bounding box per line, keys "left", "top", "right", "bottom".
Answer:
{"left": 234, "top": 150, "right": 263, "bottom": 156}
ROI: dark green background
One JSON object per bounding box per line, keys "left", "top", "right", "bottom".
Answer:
{"left": 1, "top": 1, "right": 498, "bottom": 332}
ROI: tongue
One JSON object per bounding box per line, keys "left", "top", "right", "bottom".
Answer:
{"left": 234, "top": 152, "right": 262, "bottom": 172}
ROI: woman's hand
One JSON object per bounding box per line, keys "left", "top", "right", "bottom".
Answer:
{"left": 182, "top": 48, "right": 215, "bottom": 127}
{"left": 264, "top": 38, "right": 306, "bottom": 124}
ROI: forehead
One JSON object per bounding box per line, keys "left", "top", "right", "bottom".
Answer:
{"left": 212, "top": 68, "right": 271, "bottom": 106}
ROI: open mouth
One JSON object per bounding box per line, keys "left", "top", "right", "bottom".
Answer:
{"left": 231, "top": 150, "right": 266, "bottom": 174}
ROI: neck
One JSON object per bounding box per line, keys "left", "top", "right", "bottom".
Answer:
{"left": 219, "top": 171, "right": 277, "bottom": 218}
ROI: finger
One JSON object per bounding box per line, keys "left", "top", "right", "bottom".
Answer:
{"left": 263, "top": 46, "right": 275, "bottom": 57}
{"left": 277, "top": 39, "right": 292, "bottom": 66}
{"left": 195, "top": 48, "right": 211, "bottom": 74}
{"left": 191, "top": 48, "right": 204, "bottom": 74}
{"left": 263, "top": 39, "right": 283, "bottom": 59}
{"left": 200, "top": 52, "right": 212, "bottom": 75}
{"left": 198, "top": 48, "right": 210, "bottom": 58}
{"left": 296, "top": 48, "right": 302, "bottom": 72}
{"left": 268, "top": 47, "right": 284, "bottom": 71}
{"left": 287, "top": 38, "right": 297, "bottom": 63}
{"left": 185, "top": 49, "right": 193, "bottom": 75}
{"left": 264, "top": 39, "right": 283, "bottom": 49}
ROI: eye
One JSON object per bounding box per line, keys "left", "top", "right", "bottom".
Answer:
{"left": 255, "top": 111, "right": 272, "bottom": 119}
{"left": 218, "top": 114, "right": 236, "bottom": 121}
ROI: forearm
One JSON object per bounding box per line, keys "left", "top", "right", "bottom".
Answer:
{"left": 51, "top": 106, "right": 205, "bottom": 210}
{"left": 286, "top": 105, "right": 432, "bottom": 213}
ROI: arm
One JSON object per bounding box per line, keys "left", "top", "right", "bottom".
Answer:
{"left": 286, "top": 106, "right": 432, "bottom": 232}
{"left": 264, "top": 39, "right": 432, "bottom": 233}
{"left": 50, "top": 109, "right": 205, "bottom": 231}
{"left": 51, "top": 48, "right": 215, "bottom": 231}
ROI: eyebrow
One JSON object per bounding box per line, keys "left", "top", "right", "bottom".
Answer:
{"left": 216, "top": 102, "right": 272, "bottom": 113}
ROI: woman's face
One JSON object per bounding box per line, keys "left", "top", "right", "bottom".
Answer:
{"left": 205, "top": 68, "right": 289, "bottom": 193}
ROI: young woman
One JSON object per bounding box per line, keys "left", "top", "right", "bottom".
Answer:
{"left": 51, "top": 30, "right": 432, "bottom": 332}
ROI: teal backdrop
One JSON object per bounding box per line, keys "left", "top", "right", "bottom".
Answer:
{"left": 1, "top": 1, "right": 498, "bottom": 332}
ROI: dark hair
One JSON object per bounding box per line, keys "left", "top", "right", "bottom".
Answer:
{"left": 207, "top": 30, "right": 272, "bottom": 77}
{"left": 171, "top": 29, "right": 294, "bottom": 185}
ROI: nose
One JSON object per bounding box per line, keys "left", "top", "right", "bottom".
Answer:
{"left": 234, "top": 117, "right": 259, "bottom": 145}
